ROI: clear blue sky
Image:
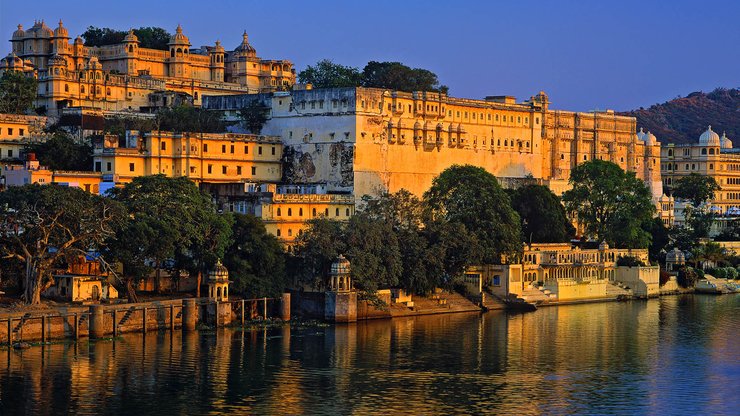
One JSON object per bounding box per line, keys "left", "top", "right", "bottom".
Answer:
{"left": 1, "top": 0, "right": 738, "bottom": 111}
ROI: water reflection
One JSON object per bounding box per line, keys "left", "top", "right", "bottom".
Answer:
{"left": 1, "top": 295, "right": 737, "bottom": 415}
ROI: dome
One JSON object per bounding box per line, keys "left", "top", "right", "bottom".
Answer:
{"left": 665, "top": 247, "right": 685, "bottom": 263}
{"left": 636, "top": 127, "right": 646, "bottom": 141}
{"left": 29, "top": 20, "right": 53, "bottom": 38}
{"left": 168, "top": 24, "right": 190, "bottom": 45}
{"left": 12, "top": 24, "right": 25, "bottom": 39}
{"left": 208, "top": 259, "right": 229, "bottom": 282}
{"left": 213, "top": 40, "right": 225, "bottom": 53}
{"left": 234, "top": 31, "right": 256, "bottom": 54}
{"left": 74, "top": 35, "right": 83, "bottom": 45}
{"left": 123, "top": 29, "right": 139, "bottom": 43}
{"left": 330, "top": 254, "right": 351, "bottom": 276}
{"left": 644, "top": 131, "right": 657, "bottom": 146}
{"left": 54, "top": 19, "right": 69, "bottom": 38}
{"left": 699, "top": 125, "right": 720, "bottom": 146}
{"left": 598, "top": 240, "right": 610, "bottom": 251}
{"left": 721, "top": 132, "right": 732, "bottom": 149}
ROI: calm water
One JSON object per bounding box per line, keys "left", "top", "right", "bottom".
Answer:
{"left": 0, "top": 295, "right": 738, "bottom": 415}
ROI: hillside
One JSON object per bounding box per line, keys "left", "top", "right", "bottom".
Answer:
{"left": 619, "top": 88, "right": 739, "bottom": 145}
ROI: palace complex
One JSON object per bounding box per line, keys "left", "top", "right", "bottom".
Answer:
{"left": 0, "top": 20, "right": 295, "bottom": 115}
{"left": 204, "top": 87, "right": 664, "bottom": 204}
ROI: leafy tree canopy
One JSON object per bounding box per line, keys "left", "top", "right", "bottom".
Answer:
{"left": 224, "top": 214, "right": 287, "bottom": 298}
{"left": 297, "top": 59, "right": 363, "bottom": 88}
{"left": 24, "top": 131, "right": 92, "bottom": 171}
{"left": 297, "top": 59, "right": 448, "bottom": 93}
{"left": 508, "top": 184, "right": 575, "bottom": 243}
{"left": 425, "top": 165, "right": 521, "bottom": 264}
{"left": 156, "top": 105, "right": 226, "bottom": 133}
{"left": 82, "top": 26, "right": 171, "bottom": 50}
{"left": 0, "top": 185, "right": 124, "bottom": 304}
{"left": 562, "top": 160, "right": 655, "bottom": 248}
{"left": 672, "top": 173, "right": 720, "bottom": 206}
{"left": 239, "top": 100, "right": 270, "bottom": 134}
{"left": 0, "top": 71, "right": 37, "bottom": 114}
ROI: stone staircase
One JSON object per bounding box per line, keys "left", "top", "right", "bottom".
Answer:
{"left": 11, "top": 313, "right": 32, "bottom": 337}
{"left": 606, "top": 282, "right": 633, "bottom": 298}
{"left": 520, "top": 284, "right": 557, "bottom": 304}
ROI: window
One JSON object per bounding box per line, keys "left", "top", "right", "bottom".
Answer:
{"left": 80, "top": 86, "right": 85, "bottom": 93}
{"left": 277, "top": 208, "right": 282, "bottom": 216}
{"left": 7, "top": 149, "right": 12, "bottom": 157}
{"left": 194, "top": 92, "right": 199, "bottom": 100}
{"left": 106, "top": 88, "right": 111, "bottom": 96}
{"left": 299, "top": 208, "right": 303, "bottom": 216}
{"left": 19, "top": 129, "right": 24, "bottom": 136}
{"left": 244, "top": 145, "right": 249, "bottom": 154}
{"left": 493, "top": 275, "right": 501, "bottom": 286}
{"left": 64, "top": 84, "right": 69, "bottom": 92}
{"left": 312, "top": 208, "right": 316, "bottom": 216}
{"left": 107, "top": 162, "right": 112, "bottom": 171}
{"left": 288, "top": 229, "right": 292, "bottom": 237}
{"left": 258, "top": 146, "right": 263, "bottom": 155}
{"left": 230, "top": 145, "right": 234, "bottom": 154}
{"left": 237, "top": 166, "right": 242, "bottom": 175}
{"left": 95, "top": 161, "right": 101, "bottom": 172}
{"left": 325, "top": 208, "right": 329, "bottom": 216}
{"left": 203, "top": 144, "right": 208, "bottom": 152}
{"left": 222, "top": 144, "right": 226, "bottom": 153}
{"left": 271, "top": 146, "right": 276, "bottom": 155}
{"left": 336, "top": 208, "right": 340, "bottom": 216}
{"left": 208, "top": 165, "right": 212, "bottom": 174}
{"left": 161, "top": 142, "right": 166, "bottom": 150}
{"left": 222, "top": 166, "right": 227, "bottom": 174}
{"left": 346, "top": 208, "right": 350, "bottom": 216}
{"left": 7, "top": 128, "right": 13, "bottom": 135}
{"left": 702, "top": 148, "right": 707, "bottom": 155}
{"left": 288, "top": 208, "right": 292, "bottom": 216}
{"left": 129, "top": 163, "right": 135, "bottom": 172}
{"left": 276, "top": 229, "right": 281, "bottom": 237}
{"left": 251, "top": 166, "right": 256, "bottom": 175}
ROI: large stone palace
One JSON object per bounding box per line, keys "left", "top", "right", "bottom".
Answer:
{"left": 0, "top": 20, "right": 295, "bottom": 115}
{"left": 204, "top": 87, "right": 663, "bottom": 202}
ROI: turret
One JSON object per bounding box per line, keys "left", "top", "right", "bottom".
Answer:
{"left": 122, "top": 29, "right": 139, "bottom": 74}
{"left": 209, "top": 40, "right": 225, "bottom": 82}
{"left": 167, "top": 24, "right": 191, "bottom": 78}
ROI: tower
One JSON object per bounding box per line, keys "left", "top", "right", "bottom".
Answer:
{"left": 207, "top": 260, "right": 230, "bottom": 301}
{"left": 209, "top": 40, "right": 225, "bottom": 82}
{"left": 167, "top": 24, "right": 191, "bottom": 78}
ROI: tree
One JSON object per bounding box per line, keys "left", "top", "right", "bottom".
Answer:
{"left": 298, "top": 59, "right": 362, "bottom": 88}
{"left": 508, "top": 184, "right": 575, "bottom": 243}
{"left": 677, "top": 266, "right": 699, "bottom": 288}
{"left": 156, "top": 105, "right": 225, "bottom": 133}
{"left": 644, "top": 217, "right": 669, "bottom": 264}
{"left": 0, "top": 185, "right": 124, "bottom": 304}
{"left": 0, "top": 71, "right": 37, "bottom": 114}
{"left": 343, "top": 214, "right": 402, "bottom": 292}
{"left": 362, "top": 61, "right": 448, "bottom": 93}
{"left": 239, "top": 100, "right": 270, "bottom": 134}
{"left": 24, "top": 131, "right": 92, "bottom": 171}
{"left": 106, "top": 175, "right": 231, "bottom": 300}
{"left": 672, "top": 173, "right": 720, "bottom": 207}
{"left": 224, "top": 214, "right": 287, "bottom": 298}
{"left": 425, "top": 165, "right": 521, "bottom": 264}
{"left": 562, "top": 160, "right": 655, "bottom": 247}
{"left": 82, "top": 26, "right": 171, "bottom": 50}
{"left": 292, "top": 217, "right": 346, "bottom": 289}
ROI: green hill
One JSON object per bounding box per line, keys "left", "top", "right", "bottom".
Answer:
{"left": 619, "top": 88, "right": 739, "bottom": 145}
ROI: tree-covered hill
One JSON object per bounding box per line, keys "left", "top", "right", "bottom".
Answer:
{"left": 619, "top": 88, "right": 739, "bottom": 145}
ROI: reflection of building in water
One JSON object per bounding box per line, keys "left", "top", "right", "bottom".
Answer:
{"left": 465, "top": 242, "right": 657, "bottom": 303}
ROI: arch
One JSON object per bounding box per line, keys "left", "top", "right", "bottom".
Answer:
{"left": 176, "top": 48, "right": 182, "bottom": 54}
{"left": 299, "top": 208, "right": 303, "bottom": 216}
{"left": 91, "top": 285, "right": 100, "bottom": 301}
{"left": 709, "top": 148, "right": 715, "bottom": 155}
{"left": 217, "top": 286, "right": 222, "bottom": 300}
{"left": 170, "top": 49, "right": 175, "bottom": 57}
{"left": 80, "top": 86, "right": 85, "bottom": 93}
{"left": 287, "top": 208, "right": 292, "bottom": 216}
{"left": 702, "top": 148, "right": 707, "bottom": 155}
{"left": 277, "top": 207, "right": 281, "bottom": 216}
{"left": 64, "top": 84, "right": 69, "bottom": 92}
{"left": 128, "top": 44, "right": 134, "bottom": 53}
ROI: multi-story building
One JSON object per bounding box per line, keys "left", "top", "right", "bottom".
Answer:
{"left": 661, "top": 126, "right": 738, "bottom": 216}
{"left": 0, "top": 113, "right": 48, "bottom": 162}
{"left": 92, "top": 130, "right": 283, "bottom": 185}
{"left": 0, "top": 20, "right": 295, "bottom": 115}
{"left": 3, "top": 152, "right": 102, "bottom": 192}
{"left": 204, "top": 87, "right": 663, "bottom": 203}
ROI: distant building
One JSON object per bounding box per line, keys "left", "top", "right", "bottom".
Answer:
{"left": 0, "top": 20, "right": 295, "bottom": 115}
{"left": 204, "top": 87, "right": 663, "bottom": 203}
{"left": 92, "top": 130, "right": 283, "bottom": 186}
{"left": 0, "top": 113, "right": 48, "bottom": 170}
{"left": 2, "top": 152, "right": 102, "bottom": 192}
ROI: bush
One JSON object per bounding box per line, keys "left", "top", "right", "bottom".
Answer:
{"left": 730, "top": 267, "right": 740, "bottom": 280}
{"left": 695, "top": 268, "right": 705, "bottom": 279}
{"left": 677, "top": 267, "right": 699, "bottom": 288}
{"left": 711, "top": 268, "right": 728, "bottom": 279}
{"left": 659, "top": 270, "right": 671, "bottom": 285}
{"left": 616, "top": 255, "right": 646, "bottom": 267}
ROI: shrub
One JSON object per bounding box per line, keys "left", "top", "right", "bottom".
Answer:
{"left": 659, "top": 270, "right": 671, "bottom": 285}
{"left": 729, "top": 267, "right": 740, "bottom": 280}
{"left": 616, "top": 255, "right": 646, "bottom": 267}
{"left": 677, "top": 267, "right": 699, "bottom": 288}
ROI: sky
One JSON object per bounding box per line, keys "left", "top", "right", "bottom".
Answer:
{"left": 1, "top": 0, "right": 738, "bottom": 111}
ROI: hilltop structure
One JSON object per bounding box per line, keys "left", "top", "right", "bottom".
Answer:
{"left": 204, "top": 87, "right": 664, "bottom": 202}
{"left": 0, "top": 20, "right": 295, "bottom": 115}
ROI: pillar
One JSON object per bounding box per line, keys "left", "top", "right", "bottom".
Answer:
{"left": 280, "top": 292, "right": 291, "bottom": 321}
{"left": 182, "top": 299, "right": 197, "bottom": 332}
{"left": 89, "top": 305, "right": 105, "bottom": 339}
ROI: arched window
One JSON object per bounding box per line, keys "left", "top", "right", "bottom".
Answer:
{"left": 668, "top": 149, "right": 673, "bottom": 156}
{"left": 346, "top": 208, "right": 350, "bottom": 216}
{"left": 709, "top": 148, "right": 715, "bottom": 155}
{"left": 194, "top": 92, "right": 199, "bottom": 100}
{"left": 287, "top": 208, "right": 292, "bottom": 216}
{"left": 276, "top": 229, "right": 281, "bottom": 237}
{"left": 312, "top": 208, "right": 316, "bottom": 216}
{"left": 106, "top": 88, "right": 111, "bottom": 96}
{"left": 64, "top": 84, "right": 69, "bottom": 92}
{"left": 336, "top": 208, "right": 340, "bottom": 216}
{"left": 277, "top": 208, "right": 281, "bottom": 216}
{"left": 702, "top": 148, "right": 707, "bottom": 155}
{"left": 176, "top": 48, "right": 182, "bottom": 54}
{"left": 288, "top": 229, "right": 292, "bottom": 237}
{"left": 170, "top": 49, "right": 175, "bottom": 57}
{"left": 80, "top": 86, "right": 85, "bottom": 93}
{"left": 299, "top": 208, "right": 303, "bottom": 216}
{"left": 128, "top": 45, "right": 134, "bottom": 53}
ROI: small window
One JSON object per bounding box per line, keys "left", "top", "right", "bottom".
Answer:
{"left": 208, "top": 165, "right": 213, "bottom": 174}
{"left": 19, "top": 129, "right": 24, "bottom": 136}
{"left": 7, "top": 128, "right": 13, "bottom": 135}
{"left": 276, "top": 229, "right": 281, "bottom": 237}
{"left": 346, "top": 208, "right": 350, "bottom": 216}
{"left": 244, "top": 145, "right": 249, "bottom": 154}
{"left": 203, "top": 144, "right": 208, "bottom": 152}
{"left": 161, "top": 142, "right": 166, "bottom": 151}
{"left": 299, "top": 208, "right": 303, "bottom": 216}
{"left": 251, "top": 166, "right": 256, "bottom": 175}
{"left": 237, "top": 166, "right": 242, "bottom": 175}
{"left": 222, "top": 144, "right": 226, "bottom": 153}
{"left": 230, "top": 145, "right": 234, "bottom": 154}
{"left": 107, "top": 162, "right": 112, "bottom": 171}
{"left": 129, "top": 163, "right": 135, "bottom": 172}
{"left": 271, "top": 146, "right": 276, "bottom": 155}
{"left": 258, "top": 146, "right": 263, "bottom": 155}
{"left": 325, "top": 208, "right": 329, "bottom": 216}
{"left": 288, "top": 208, "right": 292, "bottom": 216}
{"left": 336, "top": 208, "right": 340, "bottom": 216}
{"left": 222, "top": 165, "right": 227, "bottom": 174}
{"left": 7, "top": 149, "right": 12, "bottom": 157}
{"left": 312, "top": 208, "right": 316, "bottom": 216}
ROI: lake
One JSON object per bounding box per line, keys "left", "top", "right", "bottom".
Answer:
{"left": 1, "top": 294, "right": 738, "bottom": 415}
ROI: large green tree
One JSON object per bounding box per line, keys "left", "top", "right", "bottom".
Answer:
{"left": 0, "top": 185, "right": 124, "bottom": 304}
{"left": 239, "top": 100, "right": 270, "bottom": 134}
{"left": 224, "top": 214, "right": 287, "bottom": 298}
{"left": 362, "top": 61, "right": 448, "bottom": 93}
{"left": 156, "top": 105, "right": 226, "bottom": 133}
{"left": 672, "top": 173, "right": 720, "bottom": 207}
{"left": 562, "top": 159, "right": 655, "bottom": 248}
{"left": 292, "top": 217, "right": 346, "bottom": 289}
{"left": 82, "top": 26, "right": 171, "bottom": 50}
{"left": 298, "top": 59, "right": 362, "bottom": 88}
{"left": 106, "top": 175, "right": 231, "bottom": 300}
{"left": 0, "top": 71, "right": 37, "bottom": 114}
{"left": 24, "top": 132, "right": 92, "bottom": 171}
{"left": 425, "top": 165, "right": 521, "bottom": 264}
{"left": 508, "top": 184, "right": 575, "bottom": 243}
